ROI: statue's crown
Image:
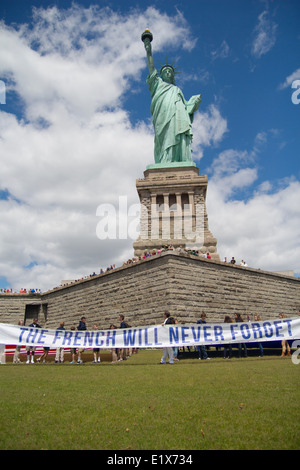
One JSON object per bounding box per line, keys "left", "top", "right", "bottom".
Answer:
{"left": 159, "top": 59, "right": 180, "bottom": 77}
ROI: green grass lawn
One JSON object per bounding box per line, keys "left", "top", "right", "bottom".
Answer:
{"left": 0, "top": 350, "right": 299, "bottom": 450}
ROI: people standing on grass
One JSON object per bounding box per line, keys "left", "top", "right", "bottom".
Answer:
{"left": 234, "top": 313, "right": 248, "bottom": 358}
{"left": 69, "top": 326, "right": 77, "bottom": 363}
{"left": 160, "top": 311, "right": 175, "bottom": 364}
{"left": 10, "top": 311, "right": 296, "bottom": 363}
{"left": 118, "top": 314, "right": 129, "bottom": 361}
{"left": 13, "top": 320, "right": 24, "bottom": 363}
{"left": 279, "top": 314, "right": 291, "bottom": 357}
{"left": 253, "top": 315, "right": 264, "bottom": 357}
{"left": 77, "top": 316, "right": 87, "bottom": 364}
{"left": 26, "top": 318, "right": 41, "bottom": 364}
{"left": 55, "top": 321, "right": 65, "bottom": 363}
{"left": 223, "top": 315, "right": 233, "bottom": 359}
{"left": 92, "top": 324, "right": 101, "bottom": 363}
{"left": 110, "top": 324, "right": 118, "bottom": 363}
{"left": 197, "top": 313, "right": 211, "bottom": 360}
{"left": 173, "top": 318, "right": 179, "bottom": 361}
{"left": 36, "top": 346, "right": 50, "bottom": 363}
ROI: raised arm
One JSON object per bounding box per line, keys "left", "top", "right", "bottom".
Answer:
{"left": 141, "top": 29, "right": 155, "bottom": 75}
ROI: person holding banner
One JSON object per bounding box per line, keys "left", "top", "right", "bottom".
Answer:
{"left": 92, "top": 324, "right": 101, "bottom": 363}
{"left": 223, "top": 316, "right": 233, "bottom": 359}
{"left": 26, "top": 318, "right": 41, "bottom": 364}
{"left": 110, "top": 324, "right": 118, "bottom": 363}
{"left": 254, "top": 315, "right": 264, "bottom": 357}
{"left": 160, "top": 311, "right": 174, "bottom": 364}
{"left": 118, "top": 314, "right": 129, "bottom": 361}
{"left": 197, "top": 313, "right": 211, "bottom": 360}
{"left": 36, "top": 346, "right": 50, "bottom": 363}
{"left": 173, "top": 318, "right": 179, "bottom": 361}
{"left": 69, "top": 326, "right": 77, "bottom": 363}
{"left": 77, "top": 316, "right": 87, "bottom": 364}
{"left": 13, "top": 320, "right": 24, "bottom": 363}
{"left": 279, "top": 314, "right": 292, "bottom": 357}
{"left": 234, "top": 313, "right": 248, "bottom": 358}
{"left": 55, "top": 321, "right": 65, "bottom": 363}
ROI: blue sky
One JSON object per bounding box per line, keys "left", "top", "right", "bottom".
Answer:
{"left": 0, "top": 0, "right": 299, "bottom": 291}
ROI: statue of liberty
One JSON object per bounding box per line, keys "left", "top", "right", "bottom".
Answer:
{"left": 141, "top": 29, "right": 202, "bottom": 167}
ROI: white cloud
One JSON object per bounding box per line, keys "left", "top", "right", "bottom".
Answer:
{"left": 0, "top": 4, "right": 299, "bottom": 293}
{"left": 209, "top": 179, "right": 300, "bottom": 272}
{"left": 0, "top": 5, "right": 195, "bottom": 120}
{"left": 251, "top": 10, "right": 277, "bottom": 58}
{"left": 211, "top": 40, "right": 230, "bottom": 60}
{"left": 0, "top": 5, "right": 197, "bottom": 291}
{"left": 206, "top": 138, "right": 300, "bottom": 274}
{"left": 192, "top": 104, "right": 228, "bottom": 159}
{"left": 278, "top": 68, "right": 300, "bottom": 90}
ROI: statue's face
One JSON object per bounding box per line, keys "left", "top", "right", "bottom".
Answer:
{"left": 161, "top": 67, "right": 175, "bottom": 84}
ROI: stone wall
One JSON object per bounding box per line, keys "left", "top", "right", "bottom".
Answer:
{"left": 41, "top": 259, "right": 172, "bottom": 328}
{"left": 0, "top": 252, "right": 299, "bottom": 329}
{"left": 0, "top": 295, "right": 43, "bottom": 325}
{"left": 165, "top": 254, "right": 300, "bottom": 322}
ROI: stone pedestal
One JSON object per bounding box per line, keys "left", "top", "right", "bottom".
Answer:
{"left": 133, "top": 165, "right": 219, "bottom": 260}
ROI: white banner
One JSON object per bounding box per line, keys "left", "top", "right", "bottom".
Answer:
{"left": 0, "top": 317, "right": 299, "bottom": 349}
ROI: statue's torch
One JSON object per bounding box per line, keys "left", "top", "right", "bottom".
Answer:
{"left": 141, "top": 29, "right": 153, "bottom": 44}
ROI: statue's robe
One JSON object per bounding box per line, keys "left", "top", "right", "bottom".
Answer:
{"left": 147, "top": 69, "right": 201, "bottom": 164}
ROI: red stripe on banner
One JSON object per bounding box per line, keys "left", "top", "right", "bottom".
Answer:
{"left": 5, "top": 345, "right": 72, "bottom": 355}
